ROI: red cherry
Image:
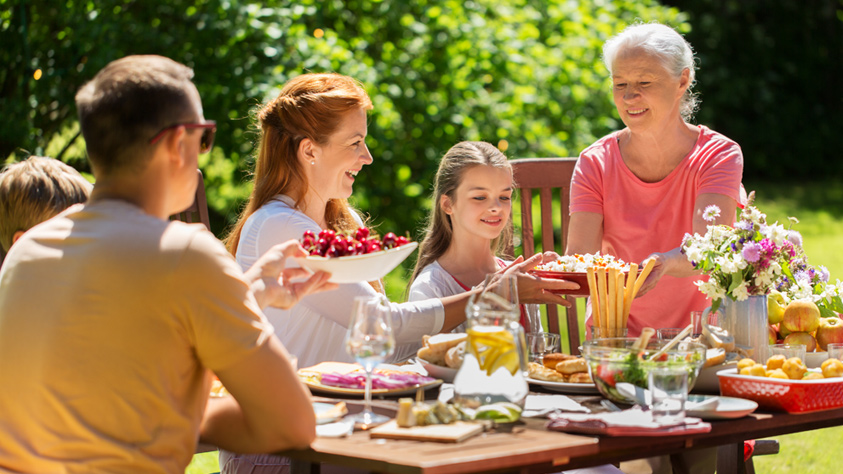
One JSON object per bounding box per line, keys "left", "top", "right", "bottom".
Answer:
{"left": 302, "top": 230, "right": 315, "bottom": 239}
{"left": 367, "top": 241, "right": 382, "bottom": 253}
{"left": 354, "top": 242, "right": 365, "bottom": 255}
{"left": 355, "top": 227, "right": 370, "bottom": 241}
{"left": 395, "top": 236, "right": 409, "bottom": 246}
{"left": 382, "top": 232, "right": 397, "bottom": 249}
{"left": 325, "top": 247, "right": 338, "bottom": 258}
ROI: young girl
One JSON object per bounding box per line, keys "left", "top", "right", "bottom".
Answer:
{"left": 409, "top": 141, "right": 541, "bottom": 333}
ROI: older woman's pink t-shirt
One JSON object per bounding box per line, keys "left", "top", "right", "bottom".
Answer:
{"left": 570, "top": 125, "right": 744, "bottom": 335}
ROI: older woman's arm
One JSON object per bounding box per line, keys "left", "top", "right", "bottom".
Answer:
{"left": 636, "top": 193, "right": 738, "bottom": 296}
{"left": 565, "top": 212, "right": 604, "bottom": 256}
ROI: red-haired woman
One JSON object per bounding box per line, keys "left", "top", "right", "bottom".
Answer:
{"left": 221, "top": 73, "right": 574, "bottom": 473}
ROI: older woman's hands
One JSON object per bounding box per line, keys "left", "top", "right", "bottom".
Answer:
{"left": 502, "top": 253, "right": 580, "bottom": 307}
{"left": 636, "top": 248, "right": 702, "bottom": 298}
{"left": 244, "top": 240, "right": 338, "bottom": 309}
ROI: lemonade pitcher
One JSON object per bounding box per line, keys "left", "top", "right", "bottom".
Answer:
{"left": 453, "top": 274, "right": 529, "bottom": 416}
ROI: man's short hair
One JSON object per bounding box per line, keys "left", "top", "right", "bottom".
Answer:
{"left": 0, "top": 156, "right": 92, "bottom": 256}
{"left": 75, "top": 55, "right": 196, "bottom": 175}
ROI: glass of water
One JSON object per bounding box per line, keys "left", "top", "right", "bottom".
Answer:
{"left": 345, "top": 295, "right": 395, "bottom": 429}
{"left": 648, "top": 367, "right": 688, "bottom": 424}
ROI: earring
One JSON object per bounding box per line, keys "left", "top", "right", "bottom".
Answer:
{"left": 311, "top": 160, "right": 315, "bottom": 165}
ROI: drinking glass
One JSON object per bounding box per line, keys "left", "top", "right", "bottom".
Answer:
{"left": 345, "top": 295, "right": 395, "bottom": 429}
{"left": 648, "top": 367, "right": 688, "bottom": 424}
{"left": 827, "top": 343, "right": 843, "bottom": 361}
{"left": 589, "top": 325, "right": 628, "bottom": 339}
{"left": 657, "top": 327, "right": 684, "bottom": 342}
{"left": 526, "top": 332, "right": 561, "bottom": 363}
{"left": 769, "top": 343, "right": 806, "bottom": 362}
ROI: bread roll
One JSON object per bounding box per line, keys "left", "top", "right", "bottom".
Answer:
{"left": 542, "top": 353, "right": 578, "bottom": 370}
{"left": 703, "top": 348, "right": 726, "bottom": 368}
{"left": 556, "top": 358, "right": 588, "bottom": 375}
{"left": 444, "top": 341, "right": 466, "bottom": 368}
{"left": 528, "top": 362, "right": 567, "bottom": 382}
{"left": 567, "top": 372, "right": 593, "bottom": 384}
{"left": 417, "top": 333, "right": 467, "bottom": 366}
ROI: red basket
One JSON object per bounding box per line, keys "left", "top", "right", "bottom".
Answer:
{"left": 717, "top": 368, "right": 843, "bottom": 413}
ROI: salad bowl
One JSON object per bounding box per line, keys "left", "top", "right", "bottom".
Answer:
{"left": 582, "top": 337, "right": 706, "bottom": 405}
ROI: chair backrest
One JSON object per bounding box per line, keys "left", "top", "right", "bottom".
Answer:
{"left": 510, "top": 157, "right": 581, "bottom": 354}
{"left": 170, "top": 169, "right": 211, "bottom": 232}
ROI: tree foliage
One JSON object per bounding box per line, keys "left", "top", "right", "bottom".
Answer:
{"left": 663, "top": 0, "right": 843, "bottom": 180}
{"left": 1, "top": 0, "right": 687, "bottom": 236}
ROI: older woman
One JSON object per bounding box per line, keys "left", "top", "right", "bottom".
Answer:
{"left": 567, "top": 23, "right": 744, "bottom": 337}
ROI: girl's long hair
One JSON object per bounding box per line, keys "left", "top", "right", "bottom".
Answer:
{"left": 411, "top": 141, "right": 513, "bottom": 282}
{"left": 225, "top": 73, "right": 372, "bottom": 255}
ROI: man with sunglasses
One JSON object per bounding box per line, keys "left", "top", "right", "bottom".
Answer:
{"left": 0, "top": 55, "right": 335, "bottom": 473}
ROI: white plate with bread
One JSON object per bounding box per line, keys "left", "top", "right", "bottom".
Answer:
{"left": 416, "top": 333, "right": 467, "bottom": 383}
{"left": 526, "top": 377, "right": 600, "bottom": 394}
{"left": 526, "top": 354, "right": 598, "bottom": 394}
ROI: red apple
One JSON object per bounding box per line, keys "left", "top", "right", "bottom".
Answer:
{"left": 768, "top": 325, "right": 778, "bottom": 345}
{"left": 782, "top": 300, "right": 821, "bottom": 333}
{"left": 816, "top": 316, "right": 843, "bottom": 351}
{"left": 784, "top": 332, "right": 817, "bottom": 352}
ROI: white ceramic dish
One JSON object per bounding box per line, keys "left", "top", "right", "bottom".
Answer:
{"left": 418, "top": 357, "right": 458, "bottom": 383}
{"left": 304, "top": 378, "right": 442, "bottom": 397}
{"left": 294, "top": 242, "right": 417, "bottom": 284}
{"left": 686, "top": 394, "right": 758, "bottom": 420}
{"left": 693, "top": 360, "right": 739, "bottom": 394}
{"left": 805, "top": 351, "right": 828, "bottom": 368}
{"left": 313, "top": 402, "right": 345, "bottom": 425}
{"left": 527, "top": 377, "right": 600, "bottom": 394}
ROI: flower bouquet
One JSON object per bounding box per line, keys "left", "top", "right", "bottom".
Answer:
{"left": 681, "top": 193, "right": 843, "bottom": 317}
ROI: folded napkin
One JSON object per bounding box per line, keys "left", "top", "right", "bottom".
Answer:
{"left": 523, "top": 394, "right": 590, "bottom": 417}
{"left": 546, "top": 406, "right": 711, "bottom": 437}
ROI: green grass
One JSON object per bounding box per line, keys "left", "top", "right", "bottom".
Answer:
{"left": 186, "top": 179, "right": 843, "bottom": 474}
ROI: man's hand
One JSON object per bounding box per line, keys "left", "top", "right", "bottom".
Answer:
{"left": 244, "top": 240, "right": 337, "bottom": 309}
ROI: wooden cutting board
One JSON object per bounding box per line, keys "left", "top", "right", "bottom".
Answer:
{"left": 369, "top": 420, "right": 487, "bottom": 443}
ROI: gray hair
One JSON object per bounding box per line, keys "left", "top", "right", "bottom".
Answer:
{"left": 602, "top": 23, "right": 699, "bottom": 121}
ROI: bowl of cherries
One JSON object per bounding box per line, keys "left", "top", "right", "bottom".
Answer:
{"left": 293, "top": 227, "right": 418, "bottom": 283}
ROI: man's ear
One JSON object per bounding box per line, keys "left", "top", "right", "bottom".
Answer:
{"left": 298, "top": 138, "right": 319, "bottom": 166}
{"left": 440, "top": 194, "right": 453, "bottom": 215}
{"left": 161, "top": 126, "right": 189, "bottom": 167}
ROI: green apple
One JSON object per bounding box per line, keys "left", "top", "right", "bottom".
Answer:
{"left": 767, "top": 290, "right": 787, "bottom": 325}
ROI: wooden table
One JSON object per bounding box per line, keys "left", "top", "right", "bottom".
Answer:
{"left": 281, "top": 396, "right": 843, "bottom": 474}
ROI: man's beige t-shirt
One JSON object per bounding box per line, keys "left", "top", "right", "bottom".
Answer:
{"left": 0, "top": 200, "right": 274, "bottom": 473}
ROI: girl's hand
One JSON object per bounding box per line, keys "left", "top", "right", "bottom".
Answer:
{"left": 245, "top": 240, "right": 338, "bottom": 309}
{"left": 501, "top": 254, "right": 580, "bottom": 306}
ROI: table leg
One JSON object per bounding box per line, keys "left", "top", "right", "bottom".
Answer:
{"left": 716, "top": 443, "right": 747, "bottom": 474}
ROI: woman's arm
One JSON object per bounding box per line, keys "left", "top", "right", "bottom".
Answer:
{"left": 565, "top": 212, "right": 604, "bottom": 256}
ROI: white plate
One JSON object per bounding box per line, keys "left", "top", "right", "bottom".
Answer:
{"left": 693, "top": 360, "right": 738, "bottom": 394}
{"left": 686, "top": 394, "right": 758, "bottom": 420}
{"left": 293, "top": 242, "right": 418, "bottom": 284}
{"left": 304, "top": 378, "right": 442, "bottom": 397}
{"left": 527, "top": 377, "right": 600, "bottom": 394}
{"left": 313, "top": 402, "right": 345, "bottom": 425}
{"left": 418, "top": 357, "right": 458, "bottom": 383}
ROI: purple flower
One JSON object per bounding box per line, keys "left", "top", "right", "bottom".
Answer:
{"left": 794, "top": 270, "right": 810, "bottom": 283}
{"left": 787, "top": 230, "right": 803, "bottom": 248}
{"left": 741, "top": 242, "right": 761, "bottom": 263}
{"left": 735, "top": 220, "right": 754, "bottom": 231}
{"left": 819, "top": 266, "right": 830, "bottom": 283}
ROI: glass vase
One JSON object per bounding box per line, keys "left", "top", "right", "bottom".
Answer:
{"left": 718, "top": 294, "right": 769, "bottom": 363}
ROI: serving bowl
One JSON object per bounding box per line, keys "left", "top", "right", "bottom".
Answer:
{"left": 530, "top": 269, "right": 641, "bottom": 296}
{"left": 582, "top": 337, "right": 706, "bottom": 404}
{"left": 293, "top": 242, "right": 418, "bottom": 283}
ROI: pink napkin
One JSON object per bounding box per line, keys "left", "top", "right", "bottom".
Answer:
{"left": 546, "top": 407, "right": 711, "bottom": 437}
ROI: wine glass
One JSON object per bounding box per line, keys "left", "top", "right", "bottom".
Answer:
{"left": 345, "top": 295, "right": 395, "bottom": 428}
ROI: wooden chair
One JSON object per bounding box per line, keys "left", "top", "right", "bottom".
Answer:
{"left": 509, "top": 157, "right": 581, "bottom": 354}
{"left": 170, "top": 169, "right": 211, "bottom": 232}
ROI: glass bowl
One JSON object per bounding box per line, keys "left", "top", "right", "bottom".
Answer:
{"left": 582, "top": 337, "right": 707, "bottom": 405}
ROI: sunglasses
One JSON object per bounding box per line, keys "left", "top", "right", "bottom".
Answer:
{"left": 149, "top": 121, "right": 217, "bottom": 154}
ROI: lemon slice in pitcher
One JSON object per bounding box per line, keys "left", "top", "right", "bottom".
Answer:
{"left": 468, "top": 327, "right": 519, "bottom": 376}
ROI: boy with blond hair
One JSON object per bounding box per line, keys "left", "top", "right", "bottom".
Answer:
{"left": 0, "top": 156, "right": 92, "bottom": 264}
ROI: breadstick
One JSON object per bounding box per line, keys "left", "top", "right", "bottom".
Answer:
{"left": 630, "top": 259, "right": 656, "bottom": 300}
{"left": 615, "top": 270, "right": 624, "bottom": 336}
{"left": 587, "top": 267, "right": 601, "bottom": 333}
{"left": 607, "top": 268, "right": 617, "bottom": 337}
{"left": 596, "top": 268, "right": 608, "bottom": 337}
{"left": 623, "top": 263, "right": 638, "bottom": 328}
